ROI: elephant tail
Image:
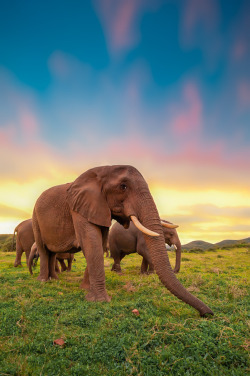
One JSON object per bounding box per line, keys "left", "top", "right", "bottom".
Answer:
{"left": 12, "top": 227, "right": 17, "bottom": 251}
{"left": 28, "top": 242, "right": 38, "bottom": 275}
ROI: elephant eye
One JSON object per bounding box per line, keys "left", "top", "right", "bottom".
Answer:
{"left": 120, "top": 183, "right": 127, "bottom": 191}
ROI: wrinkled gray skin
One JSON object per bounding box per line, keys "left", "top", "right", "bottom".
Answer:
{"left": 32, "top": 165, "right": 213, "bottom": 316}
{"left": 28, "top": 242, "right": 74, "bottom": 274}
{"left": 109, "top": 221, "right": 181, "bottom": 274}
{"left": 13, "top": 219, "right": 34, "bottom": 267}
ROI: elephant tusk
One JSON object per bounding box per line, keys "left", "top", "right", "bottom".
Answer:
{"left": 130, "top": 216, "right": 160, "bottom": 237}
{"left": 173, "top": 244, "right": 177, "bottom": 250}
{"left": 161, "top": 220, "right": 179, "bottom": 229}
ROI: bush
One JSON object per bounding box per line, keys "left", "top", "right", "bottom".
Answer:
{"left": 0, "top": 234, "right": 15, "bottom": 252}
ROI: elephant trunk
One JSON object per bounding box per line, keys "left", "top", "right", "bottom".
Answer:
{"left": 173, "top": 240, "right": 182, "bottom": 274}
{"left": 28, "top": 243, "right": 37, "bottom": 275}
{"left": 134, "top": 192, "right": 213, "bottom": 317}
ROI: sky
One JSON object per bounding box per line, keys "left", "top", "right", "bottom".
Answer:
{"left": 0, "top": 0, "right": 250, "bottom": 244}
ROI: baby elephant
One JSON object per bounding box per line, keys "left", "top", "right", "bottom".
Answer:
{"left": 109, "top": 220, "right": 181, "bottom": 274}
{"left": 28, "top": 242, "right": 74, "bottom": 275}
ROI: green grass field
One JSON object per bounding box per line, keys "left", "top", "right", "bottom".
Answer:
{"left": 0, "top": 248, "right": 249, "bottom": 375}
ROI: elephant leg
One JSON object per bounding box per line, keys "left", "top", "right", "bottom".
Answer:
{"left": 59, "top": 259, "right": 67, "bottom": 272}
{"left": 80, "top": 265, "right": 90, "bottom": 290}
{"left": 111, "top": 250, "right": 126, "bottom": 273}
{"left": 25, "top": 251, "right": 30, "bottom": 266}
{"left": 140, "top": 257, "right": 149, "bottom": 274}
{"left": 55, "top": 260, "right": 61, "bottom": 273}
{"left": 147, "top": 262, "right": 155, "bottom": 274}
{"left": 67, "top": 257, "right": 73, "bottom": 271}
{"left": 14, "top": 238, "right": 23, "bottom": 267}
{"left": 37, "top": 246, "right": 49, "bottom": 281}
{"left": 102, "top": 227, "right": 109, "bottom": 255}
{"left": 33, "top": 212, "right": 50, "bottom": 281}
{"left": 111, "top": 261, "right": 122, "bottom": 273}
{"left": 48, "top": 252, "right": 58, "bottom": 279}
{"left": 72, "top": 212, "right": 110, "bottom": 302}
{"left": 111, "top": 256, "right": 122, "bottom": 273}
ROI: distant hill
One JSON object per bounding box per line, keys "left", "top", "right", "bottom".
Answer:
{"left": 181, "top": 240, "right": 213, "bottom": 251}
{"left": 182, "top": 237, "right": 250, "bottom": 252}
{"left": 214, "top": 239, "right": 240, "bottom": 248}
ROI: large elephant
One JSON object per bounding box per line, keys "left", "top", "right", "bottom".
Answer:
{"left": 109, "top": 220, "right": 181, "bottom": 274}
{"left": 13, "top": 219, "right": 34, "bottom": 267}
{"left": 32, "top": 165, "right": 213, "bottom": 316}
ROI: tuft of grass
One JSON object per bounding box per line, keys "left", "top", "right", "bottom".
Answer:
{"left": 0, "top": 248, "right": 249, "bottom": 375}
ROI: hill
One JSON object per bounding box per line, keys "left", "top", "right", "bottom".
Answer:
{"left": 182, "top": 237, "right": 250, "bottom": 252}
{"left": 181, "top": 240, "right": 213, "bottom": 251}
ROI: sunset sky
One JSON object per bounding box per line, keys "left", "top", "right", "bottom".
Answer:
{"left": 0, "top": 0, "right": 250, "bottom": 244}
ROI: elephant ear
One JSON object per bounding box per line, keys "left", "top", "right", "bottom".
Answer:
{"left": 67, "top": 169, "right": 111, "bottom": 228}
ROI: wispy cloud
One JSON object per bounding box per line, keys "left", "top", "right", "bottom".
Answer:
{"left": 0, "top": 204, "right": 30, "bottom": 219}
{"left": 94, "top": 0, "right": 157, "bottom": 55}
{"left": 170, "top": 82, "right": 203, "bottom": 137}
{"left": 238, "top": 80, "right": 250, "bottom": 109}
{"left": 180, "top": 0, "right": 219, "bottom": 46}
{"left": 94, "top": 0, "right": 139, "bottom": 54}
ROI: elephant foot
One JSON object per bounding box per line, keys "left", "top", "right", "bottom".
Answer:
{"left": 14, "top": 262, "right": 22, "bottom": 267}
{"left": 49, "top": 276, "right": 59, "bottom": 280}
{"left": 49, "top": 273, "right": 59, "bottom": 280}
{"left": 111, "top": 265, "right": 122, "bottom": 273}
{"left": 37, "top": 275, "right": 49, "bottom": 282}
{"left": 85, "top": 290, "right": 111, "bottom": 302}
{"left": 147, "top": 270, "right": 155, "bottom": 274}
{"left": 80, "top": 280, "right": 90, "bottom": 290}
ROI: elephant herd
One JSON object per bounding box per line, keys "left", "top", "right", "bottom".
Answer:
{"left": 12, "top": 165, "right": 213, "bottom": 316}
{"left": 13, "top": 219, "right": 74, "bottom": 274}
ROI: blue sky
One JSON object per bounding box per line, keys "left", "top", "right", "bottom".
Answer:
{"left": 0, "top": 0, "right": 250, "bottom": 241}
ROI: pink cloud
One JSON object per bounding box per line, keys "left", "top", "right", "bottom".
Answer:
{"left": 94, "top": 0, "right": 157, "bottom": 54}
{"left": 48, "top": 51, "right": 71, "bottom": 79}
{"left": 94, "top": 0, "right": 140, "bottom": 53}
{"left": 238, "top": 81, "right": 250, "bottom": 108}
{"left": 112, "top": 0, "right": 138, "bottom": 49}
{"left": 19, "top": 108, "right": 39, "bottom": 138}
{"left": 171, "top": 82, "right": 203, "bottom": 136}
{"left": 180, "top": 0, "right": 219, "bottom": 46}
{"left": 232, "top": 40, "right": 248, "bottom": 61}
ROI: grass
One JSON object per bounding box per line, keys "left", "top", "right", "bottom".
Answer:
{"left": 0, "top": 248, "right": 249, "bottom": 375}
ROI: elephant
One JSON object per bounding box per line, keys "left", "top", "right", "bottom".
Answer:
{"left": 13, "top": 219, "right": 34, "bottom": 267}
{"left": 109, "top": 220, "right": 181, "bottom": 274}
{"left": 56, "top": 253, "right": 74, "bottom": 272}
{"left": 32, "top": 164, "right": 213, "bottom": 316}
{"left": 28, "top": 242, "right": 74, "bottom": 274}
